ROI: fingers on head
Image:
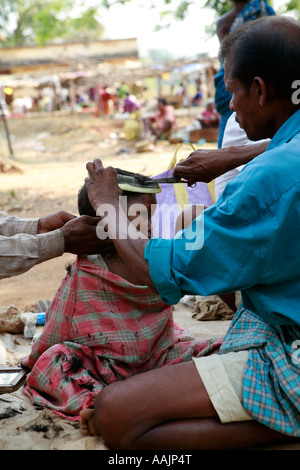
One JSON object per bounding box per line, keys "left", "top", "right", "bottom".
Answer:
{"left": 86, "top": 159, "right": 103, "bottom": 174}
{"left": 86, "top": 160, "right": 117, "bottom": 178}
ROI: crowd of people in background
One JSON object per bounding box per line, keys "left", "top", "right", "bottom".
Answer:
{"left": 0, "top": 75, "right": 211, "bottom": 120}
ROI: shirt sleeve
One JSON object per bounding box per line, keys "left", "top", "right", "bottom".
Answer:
{"left": 0, "top": 229, "right": 64, "bottom": 280}
{"left": 145, "top": 178, "right": 265, "bottom": 305}
{"left": 0, "top": 212, "right": 39, "bottom": 236}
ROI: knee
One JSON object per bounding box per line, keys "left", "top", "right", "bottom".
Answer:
{"left": 93, "top": 382, "right": 134, "bottom": 450}
{"left": 93, "top": 384, "right": 118, "bottom": 445}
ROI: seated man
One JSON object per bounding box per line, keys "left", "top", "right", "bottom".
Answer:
{"left": 22, "top": 168, "right": 221, "bottom": 420}
{"left": 143, "top": 98, "right": 177, "bottom": 141}
{"left": 199, "top": 101, "right": 220, "bottom": 128}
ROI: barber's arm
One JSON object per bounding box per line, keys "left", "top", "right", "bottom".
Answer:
{"left": 173, "top": 141, "right": 269, "bottom": 185}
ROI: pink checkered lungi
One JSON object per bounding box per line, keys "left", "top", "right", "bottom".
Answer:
{"left": 22, "top": 255, "right": 221, "bottom": 419}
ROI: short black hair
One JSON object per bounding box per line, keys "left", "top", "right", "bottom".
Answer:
{"left": 78, "top": 168, "right": 151, "bottom": 216}
{"left": 220, "top": 16, "right": 300, "bottom": 101}
{"left": 158, "top": 98, "right": 167, "bottom": 106}
{"left": 78, "top": 184, "right": 96, "bottom": 217}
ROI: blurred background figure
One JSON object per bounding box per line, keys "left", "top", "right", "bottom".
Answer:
{"left": 214, "top": 0, "right": 275, "bottom": 148}
{"left": 143, "top": 97, "right": 177, "bottom": 142}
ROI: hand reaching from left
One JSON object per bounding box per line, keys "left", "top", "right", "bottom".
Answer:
{"left": 60, "top": 214, "right": 111, "bottom": 255}
{"left": 38, "top": 211, "right": 76, "bottom": 233}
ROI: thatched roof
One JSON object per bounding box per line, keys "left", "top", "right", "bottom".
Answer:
{"left": 0, "top": 38, "right": 139, "bottom": 75}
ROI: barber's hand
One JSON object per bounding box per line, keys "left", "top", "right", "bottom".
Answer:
{"left": 173, "top": 149, "right": 227, "bottom": 185}
{"left": 173, "top": 142, "right": 269, "bottom": 185}
{"left": 38, "top": 211, "right": 76, "bottom": 233}
{"left": 61, "top": 215, "right": 113, "bottom": 255}
{"left": 85, "top": 159, "right": 121, "bottom": 212}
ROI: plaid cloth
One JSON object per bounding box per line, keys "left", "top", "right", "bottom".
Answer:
{"left": 220, "top": 307, "right": 300, "bottom": 437}
{"left": 22, "top": 255, "right": 221, "bottom": 420}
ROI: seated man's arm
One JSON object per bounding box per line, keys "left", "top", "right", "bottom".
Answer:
{"left": 85, "top": 160, "right": 157, "bottom": 292}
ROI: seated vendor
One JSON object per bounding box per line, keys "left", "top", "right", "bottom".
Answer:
{"left": 143, "top": 98, "right": 177, "bottom": 141}
{"left": 22, "top": 168, "right": 221, "bottom": 420}
{"left": 199, "top": 101, "right": 220, "bottom": 128}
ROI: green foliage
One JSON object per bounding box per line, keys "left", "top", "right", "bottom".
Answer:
{"left": 173, "top": 1, "right": 193, "bottom": 19}
{"left": 101, "top": 0, "right": 300, "bottom": 20}
{"left": 285, "top": 0, "right": 300, "bottom": 10}
{"left": 33, "top": 6, "right": 104, "bottom": 45}
{"left": 102, "top": 0, "right": 131, "bottom": 5}
{"left": 203, "top": 0, "right": 232, "bottom": 15}
{"left": 1, "top": 0, "right": 299, "bottom": 48}
{"left": 0, "top": 0, "right": 104, "bottom": 47}
{"left": 285, "top": 0, "right": 300, "bottom": 18}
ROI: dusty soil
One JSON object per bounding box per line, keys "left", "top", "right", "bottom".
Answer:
{"left": 0, "top": 108, "right": 211, "bottom": 309}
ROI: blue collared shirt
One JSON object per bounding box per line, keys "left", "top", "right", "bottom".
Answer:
{"left": 145, "top": 109, "right": 300, "bottom": 326}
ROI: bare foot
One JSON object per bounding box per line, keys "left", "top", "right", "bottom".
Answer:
{"left": 80, "top": 408, "right": 98, "bottom": 436}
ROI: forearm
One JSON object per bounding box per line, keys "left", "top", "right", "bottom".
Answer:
{"left": 221, "top": 141, "right": 269, "bottom": 174}
{"left": 173, "top": 140, "right": 269, "bottom": 184}
{"left": 0, "top": 212, "right": 39, "bottom": 236}
{"left": 96, "top": 203, "right": 157, "bottom": 292}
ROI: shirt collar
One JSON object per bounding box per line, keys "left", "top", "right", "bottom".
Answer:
{"left": 267, "top": 108, "right": 300, "bottom": 151}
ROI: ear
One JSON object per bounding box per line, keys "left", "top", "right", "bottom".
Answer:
{"left": 252, "top": 76, "right": 267, "bottom": 106}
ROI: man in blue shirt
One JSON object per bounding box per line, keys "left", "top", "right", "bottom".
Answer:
{"left": 81, "top": 16, "right": 300, "bottom": 449}
{"left": 145, "top": 110, "right": 300, "bottom": 326}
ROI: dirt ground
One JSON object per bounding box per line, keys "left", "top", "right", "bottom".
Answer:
{"left": 0, "top": 108, "right": 210, "bottom": 309}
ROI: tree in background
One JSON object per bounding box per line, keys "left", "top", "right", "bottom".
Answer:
{"left": 0, "top": 0, "right": 105, "bottom": 47}
{"left": 0, "top": 0, "right": 299, "bottom": 48}
{"left": 100, "top": 0, "right": 300, "bottom": 23}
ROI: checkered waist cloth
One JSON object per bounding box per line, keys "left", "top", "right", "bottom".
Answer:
{"left": 22, "top": 255, "right": 221, "bottom": 419}
{"left": 220, "top": 306, "right": 300, "bottom": 437}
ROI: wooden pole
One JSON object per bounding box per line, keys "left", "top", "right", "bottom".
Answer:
{"left": 0, "top": 102, "right": 14, "bottom": 159}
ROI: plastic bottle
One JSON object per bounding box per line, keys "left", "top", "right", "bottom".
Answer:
{"left": 20, "top": 312, "right": 46, "bottom": 339}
